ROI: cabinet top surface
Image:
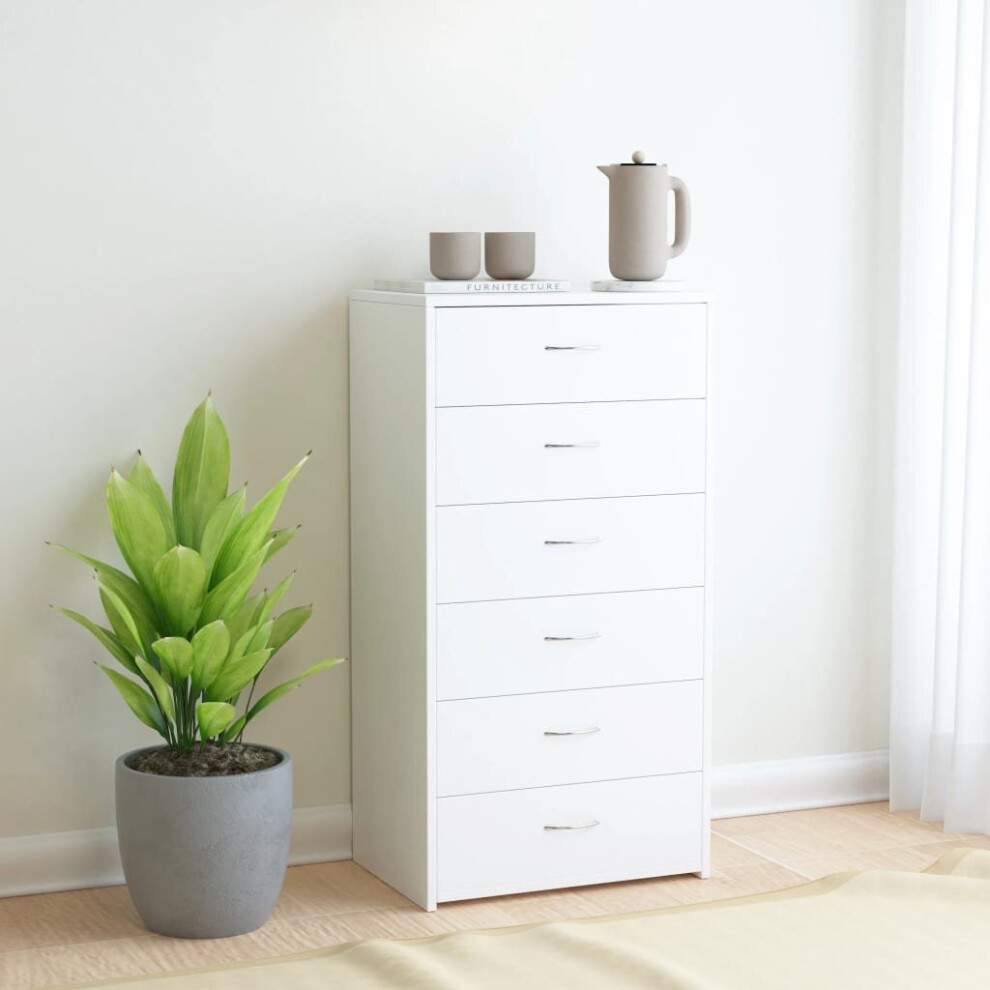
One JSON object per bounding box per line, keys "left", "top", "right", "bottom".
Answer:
{"left": 350, "top": 289, "right": 711, "bottom": 308}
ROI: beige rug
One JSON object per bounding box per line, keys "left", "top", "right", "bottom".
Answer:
{"left": 71, "top": 849, "right": 990, "bottom": 989}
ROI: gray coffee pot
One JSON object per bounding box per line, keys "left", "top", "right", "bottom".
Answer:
{"left": 598, "top": 150, "right": 691, "bottom": 280}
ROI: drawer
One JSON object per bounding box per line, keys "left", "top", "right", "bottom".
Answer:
{"left": 436, "top": 494, "right": 704, "bottom": 603}
{"left": 437, "top": 681, "right": 702, "bottom": 796}
{"left": 435, "top": 304, "right": 706, "bottom": 406}
{"left": 437, "top": 772, "right": 704, "bottom": 901}
{"left": 436, "top": 400, "right": 705, "bottom": 505}
{"left": 437, "top": 588, "right": 704, "bottom": 700}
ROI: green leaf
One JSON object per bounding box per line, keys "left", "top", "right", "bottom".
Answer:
{"left": 199, "top": 487, "right": 246, "bottom": 583}
{"left": 50, "top": 545, "right": 160, "bottom": 652}
{"left": 225, "top": 592, "right": 265, "bottom": 646}
{"left": 238, "top": 658, "right": 344, "bottom": 730}
{"left": 264, "top": 526, "right": 299, "bottom": 563}
{"left": 205, "top": 649, "right": 272, "bottom": 702}
{"left": 98, "top": 666, "right": 166, "bottom": 737}
{"left": 227, "top": 625, "right": 255, "bottom": 667}
{"left": 172, "top": 395, "right": 230, "bottom": 550}
{"left": 152, "top": 546, "right": 206, "bottom": 635}
{"left": 246, "top": 619, "right": 273, "bottom": 654}
{"left": 152, "top": 637, "right": 193, "bottom": 681}
{"left": 135, "top": 656, "right": 175, "bottom": 727}
{"left": 49, "top": 543, "right": 131, "bottom": 584}
{"left": 222, "top": 714, "right": 247, "bottom": 743}
{"left": 196, "top": 701, "right": 237, "bottom": 740}
{"left": 191, "top": 620, "right": 230, "bottom": 692}
{"left": 128, "top": 453, "right": 176, "bottom": 547}
{"left": 258, "top": 573, "right": 294, "bottom": 624}
{"left": 52, "top": 606, "right": 138, "bottom": 674}
{"left": 212, "top": 454, "right": 308, "bottom": 583}
{"left": 223, "top": 624, "right": 272, "bottom": 708}
{"left": 106, "top": 469, "right": 171, "bottom": 597}
{"left": 99, "top": 581, "right": 148, "bottom": 663}
{"left": 198, "top": 541, "right": 272, "bottom": 627}
{"left": 270, "top": 605, "right": 312, "bottom": 652}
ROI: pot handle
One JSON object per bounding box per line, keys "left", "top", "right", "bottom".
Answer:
{"left": 669, "top": 176, "right": 691, "bottom": 258}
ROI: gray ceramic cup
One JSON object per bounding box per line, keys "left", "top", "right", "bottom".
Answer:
{"left": 485, "top": 232, "right": 535, "bottom": 280}
{"left": 430, "top": 232, "right": 481, "bottom": 280}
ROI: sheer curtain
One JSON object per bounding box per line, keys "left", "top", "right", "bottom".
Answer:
{"left": 890, "top": 0, "right": 990, "bottom": 831}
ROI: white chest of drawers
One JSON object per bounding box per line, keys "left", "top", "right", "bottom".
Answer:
{"left": 349, "top": 290, "right": 713, "bottom": 910}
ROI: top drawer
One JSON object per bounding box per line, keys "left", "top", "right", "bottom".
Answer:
{"left": 435, "top": 304, "right": 707, "bottom": 406}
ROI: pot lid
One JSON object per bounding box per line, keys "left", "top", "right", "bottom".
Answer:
{"left": 619, "top": 149, "right": 660, "bottom": 166}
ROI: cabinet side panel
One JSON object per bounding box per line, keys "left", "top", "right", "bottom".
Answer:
{"left": 349, "top": 300, "right": 434, "bottom": 908}
{"left": 702, "top": 301, "right": 714, "bottom": 877}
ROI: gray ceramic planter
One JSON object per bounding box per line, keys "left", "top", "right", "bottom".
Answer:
{"left": 115, "top": 746, "right": 292, "bottom": 939}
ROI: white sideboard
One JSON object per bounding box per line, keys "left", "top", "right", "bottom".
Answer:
{"left": 349, "top": 290, "right": 713, "bottom": 910}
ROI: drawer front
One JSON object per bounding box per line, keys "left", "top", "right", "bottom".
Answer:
{"left": 438, "top": 773, "right": 704, "bottom": 901}
{"left": 436, "top": 400, "right": 705, "bottom": 505}
{"left": 435, "top": 304, "right": 706, "bottom": 406}
{"left": 437, "top": 681, "right": 702, "bottom": 796}
{"left": 437, "top": 588, "right": 704, "bottom": 700}
{"left": 436, "top": 494, "right": 704, "bottom": 603}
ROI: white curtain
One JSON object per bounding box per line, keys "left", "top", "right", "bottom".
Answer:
{"left": 890, "top": 0, "right": 990, "bottom": 831}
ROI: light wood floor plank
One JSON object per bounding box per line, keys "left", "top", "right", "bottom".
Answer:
{"left": 0, "top": 886, "right": 145, "bottom": 953}
{"left": 711, "top": 802, "right": 965, "bottom": 863}
{"left": 777, "top": 835, "right": 990, "bottom": 879}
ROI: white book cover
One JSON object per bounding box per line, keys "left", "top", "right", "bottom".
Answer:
{"left": 374, "top": 278, "right": 570, "bottom": 294}
{"left": 591, "top": 279, "right": 688, "bottom": 292}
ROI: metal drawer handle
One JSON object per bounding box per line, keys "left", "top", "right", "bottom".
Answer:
{"left": 543, "top": 726, "right": 601, "bottom": 736}
{"left": 544, "top": 441, "right": 601, "bottom": 449}
{"left": 544, "top": 632, "right": 601, "bottom": 642}
{"left": 544, "top": 820, "right": 601, "bottom": 831}
{"left": 544, "top": 537, "right": 601, "bottom": 546}
{"left": 544, "top": 344, "right": 601, "bottom": 351}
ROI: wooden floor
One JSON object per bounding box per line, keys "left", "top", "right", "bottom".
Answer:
{"left": 4, "top": 801, "right": 990, "bottom": 990}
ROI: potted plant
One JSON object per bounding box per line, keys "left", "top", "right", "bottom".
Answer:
{"left": 51, "top": 396, "right": 343, "bottom": 939}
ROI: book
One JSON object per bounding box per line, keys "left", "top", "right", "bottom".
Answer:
{"left": 374, "top": 278, "right": 570, "bottom": 294}
{"left": 590, "top": 279, "right": 688, "bottom": 292}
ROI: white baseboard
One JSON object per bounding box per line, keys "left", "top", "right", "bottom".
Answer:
{"left": 1, "top": 752, "right": 890, "bottom": 897}
{"left": 289, "top": 804, "right": 352, "bottom": 864}
{"left": 0, "top": 803, "right": 352, "bottom": 898}
{"left": 712, "top": 749, "right": 890, "bottom": 819}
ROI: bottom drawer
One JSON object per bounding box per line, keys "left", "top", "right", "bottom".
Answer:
{"left": 437, "top": 773, "right": 704, "bottom": 902}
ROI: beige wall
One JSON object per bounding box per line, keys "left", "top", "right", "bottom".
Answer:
{"left": 0, "top": 0, "right": 901, "bottom": 839}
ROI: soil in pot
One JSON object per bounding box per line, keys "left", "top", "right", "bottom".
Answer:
{"left": 130, "top": 743, "right": 281, "bottom": 777}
